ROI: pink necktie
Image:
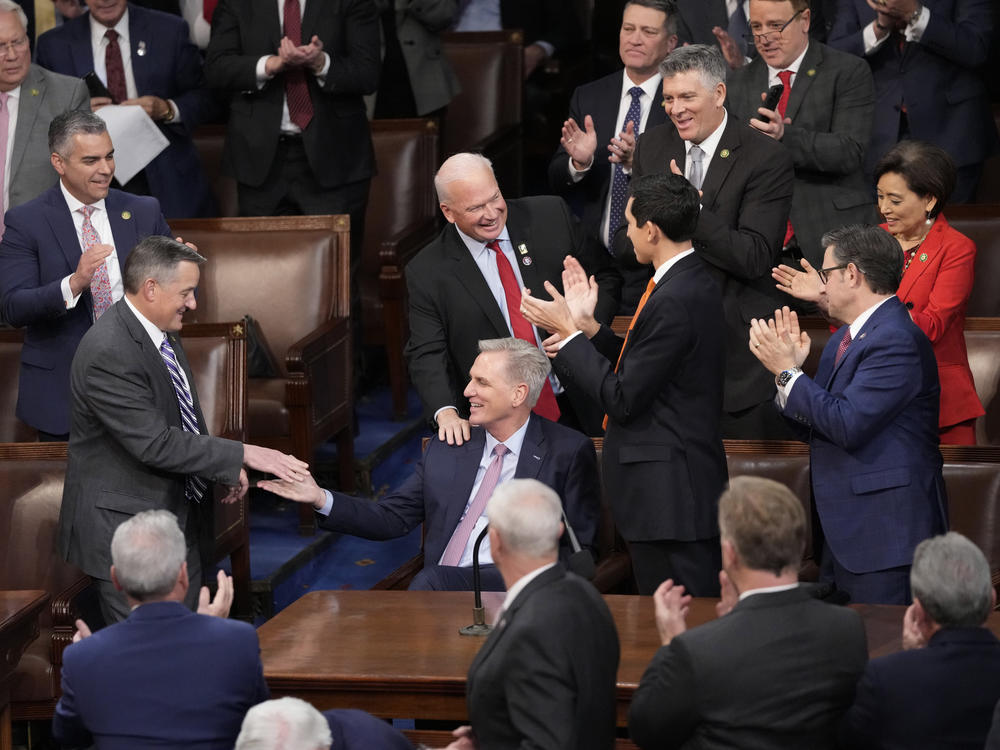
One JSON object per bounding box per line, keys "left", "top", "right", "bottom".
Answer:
{"left": 440, "top": 444, "right": 509, "bottom": 566}
{"left": 0, "top": 92, "right": 8, "bottom": 238}
{"left": 834, "top": 328, "right": 851, "bottom": 366}
{"left": 80, "top": 206, "right": 114, "bottom": 319}
{"left": 283, "top": 0, "right": 314, "bottom": 130}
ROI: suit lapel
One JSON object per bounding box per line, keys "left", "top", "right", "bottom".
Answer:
{"left": 105, "top": 191, "right": 140, "bottom": 268}
{"left": 827, "top": 299, "right": 898, "bottom": 384}
{"left": 68, "top": 16, "right": 95, "bottom": 76}
{"left": 783, "top": 43, "right": 821, "bottom": 122}
{"left": 513, "top": 415, "right": 545, "bottom": 480}
{"left": 448, "top": 229, "right": 514, "bottom": 337}
{"left": 895, "top": 217, "right": 943, "bottom": 304}
{"left": 505, "top": 204, "right": 543, "bottom": 302}
{"left": 127, "top": 8, "right": 150, "bottom": 94}
{"left": 10, "top": 67, "right": 44, "bottom": 179}
{"left": 46, "top": 187, "right": 91, "bottom": 297}
{"left": 699, "top": 119, "right": 740, "bottom": 210}
{"left": 301, "top": 0, "right": 324, "bottom": 40}
{"left": 441, "top": 430, "right": 487, "bottom": 539}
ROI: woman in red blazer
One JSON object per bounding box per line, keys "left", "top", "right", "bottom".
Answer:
{"left": 773, "top": 141, "right": 984, "bottom": 444}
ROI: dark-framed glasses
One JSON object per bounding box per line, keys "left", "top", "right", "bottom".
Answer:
{"left": 817, "top": 263, "right": 849, "bottom": 284}
{"left": 746, "top": 8, "right": 804, "bottom": 44}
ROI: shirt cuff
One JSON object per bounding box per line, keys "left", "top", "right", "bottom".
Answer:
{"left": 863, "top": 22, "right": 889, "bottom": 53}
{"left": 314, "top": 52, "right": 331, "bottom": 85}
{"left": 568, "top": 155, "right": 593, "bottom": 182}
{"left": 775, "top": 370, "right": 804, "bottom": 409}
{"left": 255, "top": 55, "right": 272, "bottom": 87}
{"left": 167, "top": 99, "right": 181, "bottom": 124}
{"left": 318, "top": 489, "right": 334, "bottom": 516}
{"left": 557, "top": 331, "right": 584, "bottom": 349}
{"left": 433, "top": 405, "right": 458, "bottom": 425}
{"left": 532, "top": 40, "right": 555, "bottom": 58}
{"left": 906, "top": 5, "right": 929, "bottom": 42}
{"left": 61, "top": 274, "right": 81, "bottom": 309}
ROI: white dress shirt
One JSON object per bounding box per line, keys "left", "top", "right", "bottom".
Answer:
{"left": 123, "top": 294, "right": 192, "bottom": 390}
{"left": 684, "top": 110, "right": 729, "bottom": 184}
{"left": 1, "top": 84, "right": 20, "bottom": 210}
{"left": 58, "top": 181, "right": 124, "bottom": 310}
{"left": 862, "top": 5, "right": 930, "bottom": 53}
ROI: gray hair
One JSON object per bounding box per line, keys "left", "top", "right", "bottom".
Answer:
{"left": 477, "top": 337, "right": 551, "bottom": 408}
{"left": 821, "top": 224, "right": 903, "bottom": 295}
{"left": 48, "top": 110, "right": 108, "bottom": 157}
{"left": 658, "top": 43, "right": 726, "bottom": 90}
{"left": 123, "top": 235, "right": 206, "bottom": 295}
{"left": 487, "top": 478, "right": 563, "bottom": 558}
{"left": 110, "top": 510, "right": 187, "bottom": 601}
{"left": 0, "top": 0, "right": 28, "bottom": 34}
{"left": 625, "top": 0, "right": 679, "bottom": 38}
{"left": 434, "top": 152, "right": 495, "bottom": 203}
{"left": 718, "top": 476, "right": 805, "bottom": 575}
{"left": 235, "top": 697, "right": 332, "bottom": 750}
{"left": 911, "top": 532, "right": 993, "bottom": 628}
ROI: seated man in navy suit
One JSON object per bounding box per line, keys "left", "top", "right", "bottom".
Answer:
{"left": 260, "top": 337, "right": 600, "bottom": 592}
{"left": 236, "top": 697, "right": 414, "bottom": 750}
{"left": 52, "top": 510, "right": 270, "bottom": 750}
{"left": 840, "top": 532, "right": 1000, "bottom": 749}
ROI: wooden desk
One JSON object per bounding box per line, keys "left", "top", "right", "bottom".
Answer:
{"left": 0, "top": 590, "right": 48, "bottom": 750}
{"left": 258, "top": 590, "right": 1000, "bottom": 726}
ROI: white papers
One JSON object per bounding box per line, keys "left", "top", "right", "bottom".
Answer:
{"left": 94, "top": 104, "right": 169, "bottom": 185}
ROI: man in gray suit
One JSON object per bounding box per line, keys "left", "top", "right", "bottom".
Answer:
{"left": 726, "top": 0, "right": 877, "bottom": 267}
{"left": 629, "top": 476, "right": 868, "bottom": 749}
{"left": 58, "top": 235, "right": 309, "bottom": 623}
{"left": 0, "top": 0, "right": 88, "bottom": 223}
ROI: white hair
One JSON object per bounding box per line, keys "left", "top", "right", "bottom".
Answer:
{"left": 0, "top": 0, "right": 28, "bottom": 32}
{"left": 487, "top": 478, "right": 563, "bottom": 557}
{"left": 110, "top": 510, "right": 186, "bottom": 601}
{"left": 434, "top": 152, "right": 495, "bottom": 202}
{"left": 235, "top": 697, "right": 332, "bottom": 750}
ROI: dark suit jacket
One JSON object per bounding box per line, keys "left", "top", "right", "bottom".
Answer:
{"left": 324, "top": 709, "right": 415, "bottom": 750}
{"left": 783, "top": 296, "right": 947, "bottom": 574}
{"left": 466, "top": 564, "right": 620, "bottom": 749}
{"left": 840, "top": 626, "right": 1000, "bottom": 749}
{"left": 499, "top": 0, "right": 577, "bottom": 54}
{"left": 828, "top": 0, "right": 998, "bottom": 173}
{"left": 58, "top": 300, "right": 244, "bottom": 580}
{"left": 404, "top": 195, "right": 622, "bottom": 423}
{"left": 0, "top": 186, "right": 170, "bottom": 435}
{"left": 35, "top": 4, "right": 216, "bottom": 218}
{"left": 322, "top": 415, "right": 601, "bottom": 565}
{"left": 725, "top": 41, "right": 878, "bottom": 266}
{"left": 629, "top": 587, "right": 868, "bottom": 750}
{"left": 631, "top": 115, "right": 793, "bottom": 412}
{"left": 553, "top": 253, "right": 727, "bottom": 543}
{"left": 52, "top": 601, "right": 269, "bottom": 750}
{"left": 204, "top": 0, "right": 378, "bottom": 189}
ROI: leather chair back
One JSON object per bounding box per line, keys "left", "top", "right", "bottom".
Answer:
{"left": 966, "top": 321, "right": 1000, "bottom": 445}
{"left": 0, "top": 330, "right": 36, "bottom": 441}
{"left": 946, "top": 204, "right": 1000, "bottom": 317}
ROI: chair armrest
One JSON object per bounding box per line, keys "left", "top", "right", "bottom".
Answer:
{"left": 378, "top": 218, "right": 439, "bottom": 272}
{"left": 372, "top": 553, "right": 425, "bottom": 590}
{"left": 284, "top": 316, "right": 351, "bottom": 377}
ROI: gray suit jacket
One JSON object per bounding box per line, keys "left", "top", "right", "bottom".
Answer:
{"left": 725, "top": 41, "right": 878, "bottom": 266}
{"left": 58, "top": 300, "right": 243, "bottom": 580}
{"left": 392, "top": 0, "right": 460, "bottom": 116}
{"left": 8, "top": 65, "right": 90, "bottom": 210}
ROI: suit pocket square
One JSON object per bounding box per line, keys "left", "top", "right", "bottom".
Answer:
{"left": 850, "top": 467, "right": 911, "bottom": 495}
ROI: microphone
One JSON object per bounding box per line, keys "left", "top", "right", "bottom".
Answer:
{"left": 459, "top": 524, "right": 493, "bottom": 637}
{"left": 562, "top": 509, "right": 596, "bottom": 580}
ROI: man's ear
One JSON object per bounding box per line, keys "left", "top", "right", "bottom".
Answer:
{"left": 110, "top": 565, "right": 124, "bottom": 592}
{"left": 440, "top": 202, "right": 456, "bottom": 225}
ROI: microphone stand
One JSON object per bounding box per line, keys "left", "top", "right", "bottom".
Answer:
{"left": 459, "top": 524, "right": 493, "bottom": 637}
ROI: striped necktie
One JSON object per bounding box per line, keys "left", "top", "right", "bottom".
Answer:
{"left": 159, "top": 335, "right": 207, "bottom": 502}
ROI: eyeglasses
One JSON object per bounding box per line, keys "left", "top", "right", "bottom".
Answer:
{"left": 746, "top": 8, "right": 804, "bottom": 44}
{"left": 0, "top": 36, "right": 29, "bottom": 56}
{"left": 817, "top": 263, "right": 849, "bottom": 284}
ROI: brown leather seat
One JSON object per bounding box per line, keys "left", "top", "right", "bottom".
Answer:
{"left": 966, "top": 320, "right": 1000, "bottom": 445}
{"left": 946, "top": 204, "right": 1000, "bottom": 317}
{"left": 364, "top": 119, "right": 441, "bottom": 418}
{"left": 0, "top": 330, "right": 36, "bottom": 441}
{"left": 171, "top": 215, "right": 354, "bottom": 534}
{"left": 190, "top": 124, "right": 238, "bottom": 218}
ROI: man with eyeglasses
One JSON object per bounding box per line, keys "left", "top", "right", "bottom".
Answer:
{"left": 748, "top": 223, "right": 946, "bottom": 605}
{"left": 726, "top": 0, "right": 877, "bottom": 269}
{"left": 0, "top": 0, "right": 88, "bottom": 226}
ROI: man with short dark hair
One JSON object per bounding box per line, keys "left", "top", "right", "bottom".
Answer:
{"left": 628, "top": 476, "right": 868, "bottom": 749}
{"left": 53, "top": 510, "right": 270, "bottom": 750}
{"left": 523, "top": 172, "right": 727, "bottom": 596}
{"left": 0, "top": 110, "right": 170, "bottom": 440}
{"left": 59, "top": 235, "right": 309, "bottom": 622}
{"left": 840, "top": 532, "right": 1000, "bottom": 748}
{"left": 749, "top": 223, "right": 946, "bottom": 604}
{"left": 260, "top": 337, "right": 601, "bottom": 592}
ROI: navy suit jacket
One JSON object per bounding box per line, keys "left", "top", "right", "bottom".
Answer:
{"left": 52, "top": 601, "right": 270, "bottom": 750}
{"left": 321, "top": 415, "right": 601, "bottom": 566}
{"left": 841, "top": 627, "right": 1000, "bottom": 749}
{"left": 828, "top": 0, "right": 998, "bottom": 173}
{"left": 324, "top": 709, "right": 415, "bottom": 750}
{"left": 783, "top": 296, "right": 947, "bottom": 573}
{"left": 0, "top": 186, "right": 170, "bottom": 435}
{"left": 36, "top": 4, "right": 216, "bottom": 218}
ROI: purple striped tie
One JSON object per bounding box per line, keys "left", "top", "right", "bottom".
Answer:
{"left": 159, "top": 335, "right": 206, "bottom": 502}
{"left": 440, "top": 444, "right": 509, "bottom": 566}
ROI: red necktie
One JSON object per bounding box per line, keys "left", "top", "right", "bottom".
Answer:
{"left": 104, "top": 29, "right": 127, "bottom": 104}
{"left": 486, "top": 240, "right": 560, "bottom": 422}
{"left": 203, "top": 0, "right": 217, "bottom": 22}
{"left": 777, "top": 70, "right": 795, "bottom": 247}
{"left": 283, "top": 0, "right": 314, "bottom": 130}
{"left": 603, "top": 276, "right": 656, "bottom": 430}
{"left": 834, "top": 328, "right": 851, "bottom": 366}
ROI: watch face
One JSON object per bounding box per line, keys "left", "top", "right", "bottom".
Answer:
{"left": 777, "top": 369, "right": 796, "bottom": 387}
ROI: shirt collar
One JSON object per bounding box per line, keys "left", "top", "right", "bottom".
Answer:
{"left": 484, "top": 414, "right": 530, "bottom": 464}
{"left": 686, "top": 109, "right": 728, "bottom": 163}
{"left": 500, "top": 561, "right": 557, "bottom": 613}
{"left": 2, "top": 84, "right": 21, "bottom": 102}
{"left": 849, "top": 296, "right": 894, "bottom": 339}
{"left": 60, "top": 180, "right": 106, "bottom": 216}
{"left": 652, "top": 247, "right": 695, "bottom": 284}
{"left": 457, "top": 225, "right": 512, "bottom": 260}
{"left": 124, "top": 294, "right": 166, "bottom": 348}
{"left": 90, "top": 9, "right": 130, "bottom": 46}
{"left": 765, "top": 42, "right": 810, "bottom": 81}
{"left": 621, "top": 70, "right": 662, "bottom": 102}
{"left": 738, "top": 582, "right": 800, "bottom": 601}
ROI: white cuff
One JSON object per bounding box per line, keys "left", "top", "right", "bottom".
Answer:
{"left": 61, "top": 274, "right": 82, "bottom": 309}
{"left": 318, "top": 489, "right": 334, "bottom": 516}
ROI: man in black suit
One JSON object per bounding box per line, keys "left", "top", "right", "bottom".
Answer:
{"left": 629, "top": 44, "right": 794, "bottom": 439}
{"left": 405, "top": 152, "right": 621, "bottom": 441}
{"left": 549, "top": 0, "right": 677, "bottom": 314}
{"left": 726, "top": 0, "right": 876, "bottom": 268}
{"left": 446, "top": 478, "right": 619, "bottom": 750}
{"left": 260, "top": 338, "right": 601, "bottom": 592}
{"left": 523, "top": 173, "right": 727, "bottom": 596}
{"left": 840, "top": 532, "right": 1000, "bottom": 749}
{"left": 628, "top": 476, "right": 868, "bottom": 749}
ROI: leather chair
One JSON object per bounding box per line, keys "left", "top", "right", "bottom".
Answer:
{"left": 364, "top": 118, "right": 441, "bottom": 418}
{"left": 0, "top": 330, "right": 36, "bottom": 442}
{"left": 190, "top": 124, "right": 239, "bottom": 218}
{"left": 946, "top": 204, "right": 1000, "bottom": 317}
{"left": 171, "top": 215, "right": 354, "bottom": 534}
{"left": 966, "top": 319, "right": 1000, "bottom": 445}
{"left": 973, "top": 104, "right": 1000, "bottom": 203}
{"left": 441, "top": 30, "right": 524, "bottom": 195}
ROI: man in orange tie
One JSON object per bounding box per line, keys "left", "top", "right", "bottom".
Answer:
{"left": 522, "top": 172, "right": 727, "bottom": 595}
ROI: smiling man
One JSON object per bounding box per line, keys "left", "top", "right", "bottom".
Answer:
{"left": 0, "top": 109, "right": 170, "bottom": 440}
{"left": 548, "top": 0, "right": 678, "bottom": 314}
{"left": 405, "top": 151, "right": 621, "bottom": 441}
{"left": 260, "top": 338, "right": 601, "bottom": 592}
{"left": 629, "top": 44, "right": 795, "bottom": 440}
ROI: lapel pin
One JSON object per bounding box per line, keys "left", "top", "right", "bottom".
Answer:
{"left": 517, "top": 243, "right": 528, "bottom": 255}
{"left": 719, "top": 148, "right": 731, "bottom": 158}
{"left": 137, "top": 41, "right": 147, "bottom": 56}
{"left": 521, "top": 256, "right": 532, "bottom": 266}
{"left": 30, "top": 88, "right": 39, "bottom": 96}
{"left": 807, "top": 68, "right": 816, "bottom": 76}
{"left": 919, "top": 252, "right": 927, "bottom": 262}
{"left": 121, "top": 210, "right": 132, "bottom": 220}
{"left": 859, "top": 332, "right": 867, "bottom": 339}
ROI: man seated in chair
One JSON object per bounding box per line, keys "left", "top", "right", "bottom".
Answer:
{"left": 260, "top": 337, "right": 600, "bottom": 591}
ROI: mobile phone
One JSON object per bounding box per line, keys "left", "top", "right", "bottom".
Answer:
{"left": 762, "top": 83, "right": 784, "bottom": 111}
{"left": 83, "top": 71, "right": 113, "bottom": 100}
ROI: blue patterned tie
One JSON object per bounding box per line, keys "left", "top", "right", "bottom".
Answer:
{"left": 159, "top": 336, "right": 207, "bottom": 503}
{"left": 607, "top": 86, "right": 644, "bottom": 250}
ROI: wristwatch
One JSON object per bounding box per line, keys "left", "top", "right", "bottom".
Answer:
{"left": 776, "top": 367, "right": 802, "bottom": 388}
